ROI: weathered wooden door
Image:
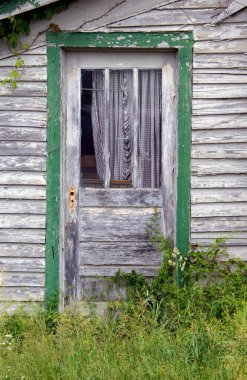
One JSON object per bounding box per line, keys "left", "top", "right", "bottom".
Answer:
{"left": 63, "top": 51, "right": 177, "bottom": 304}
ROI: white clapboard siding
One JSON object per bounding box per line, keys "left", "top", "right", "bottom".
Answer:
{"left": 191, "top": 217, "right": 247, "bottom": 232}
{"left": 0, "top": 97, "right": 46, "bottom": 111}
{"left": 193, "top": 23, "right": 247, "bottom": 40}
{"left": 0, "top": 229, "right": 45, "bottom": 244}
{"left": 191, "top": 189, "right": 247, "bottom": 203}
{"left": 194, "top": 39, "right": 247, "bottom": 53}
{"left": 0, "top": 257, "right": 45, "bottom": 272}
{"left": 192, "top": 129, "right": 247, "bottom": 144}
{"left": 0, "top": 273, "right": 45, "bottom": 287}
{"left": 193, "top": 54, "right": 247, "bottom": 69}
{"left": 0, "top": 244, "right": 45, "bottom": 257}
{"left": 0, "top": 200, "right": 46, "bottom": 214}
{"left": 0, "top": 215, "right": 45, "bottom": 229}
{"left": 0, "top": 67, "right": 47, "bottom": 81}
{"left": 192, "top": 115, "right": 247, "bottom": 130}
{"left": 191, "top": 159, "right": 247, "bottom": 175}
{"left": 0, "top": 82, "right": 47, "bottom": 96}
{"left": 0, "top": 172, "right": 46, "bottom": 185}
{"left": 0, "top": 287, "right": 44, "bottom": 302}
{"left": 191, "top": 175, "right": 247, "bottom": 188}
{"left": 0, "top": 186, "right": 46, "bottom": 199}
{"left": 193, "top": 99, "right": 247, "bottom": 115}
{"left": 192, "top": 203, "right": 247, "bottom": 217}
{"left": 193, "top": 73, "right": 247, "bottom": 84}
{"left": 0, "top": 55, "right": 47, "bottom": 67}
{"left": 0, "top": 156, "right": 46, "bottom": 171}
{"left": 0, "top": 111, "right": 46, "bottom": 127}
{"left": 80, "top": 266, "right": 159, "bottom": 277}
{"left": 0, "top": 127, "right": 46, "bottom": 142}
{"left": 193, "top": 84, "right": 247, "bottom": 98}
{"left": 0, "top": 141, "right": 46, "bottom": 156}
{"left": 191, "top": 143, "right": 247, "bottom": 159}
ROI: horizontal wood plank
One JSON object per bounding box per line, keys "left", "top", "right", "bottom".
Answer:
{"left": 193, "top": 99, "right": 247, "bottom": 115}
{"left": 0, "top": 141, "right": 46, "bottom": 156}
{"left": 191, "top": 159, "right": 247, "bottom": 175}
{"left": 80, "top": 242, "right": 161, "bottom": 266}
{"left": 191, "top": 188, "right": 247, "bottom": 203}
{"left": 0, "top": 55, "right": 47, "bottom": 67}
{"left": 0, "top": 186, "right": 46, "bottom": 199}
{"left": 0, "top": 171, "right": 46, "bottom": 185}
{"left": 80, "top": 207, "right": 162, "bottom": 242}
{"left": 0, "top": 82, "right": 47, "bottom": 96}
{"left": 193, "top": 54, "right": 247, "bottom": 69}
{"left": 0, "top": 244, "right": 45, "bottom": 257}
{"left": 192, "top": 129, "right": 247, "bottom": 144}
{"left": 80, "top": 266, "right": 160, "bottom": 277}
{"left": 0, "top": 273, "right": 44, "bottom": 287}
{"left": 0, "top": 67, "right": 47, "bottom": 81}
{"left": 0, "top": 229, "right": 45, "bottom": 243}
{"left": 193, "top": 73, "right": 247, "bottom": 84}
{"left": 80, "top": 188, "right": 162, "bottom": 207}
{"left": 0, "top": 287, "right": 44, "bottom": 302}
{"left": 80, "top": 277, "right": 127, "bottom": 301}
{"left": 0, "top": 127, "right": 46, "bottom": 142}
{"left": 0, "top": 156, "right": 46, "bottom": 171}
{"left": 0, "top": 111, "right": 46, "bottom": 127}
{"left": 191, "top": 174, "right": 247, "bottom": 188}
{"left": 191, "top": 231, "right": 247, "bottom": 240}
{"left": 193, "top": 84, "right": 247, "bottom": 98}
{"left": 192, "top": 114, "right": 247, "bottom": 130}
{"left": 0, "top": 97, "right": 46, "bottom": 112}
{"left": 0, "top": 257, "right": 45, "bottom": 272}
{"left": 0, "top": 200, "right": 46, "bottom": 214}
{"left": 191, "top": 217, "right": 247, "bottom": 232}
{"left": 0, "top": 215, "right": 45, "bottom": 229}
{"left": 194, "top": 39, "right": 247, "bottom": 54}
{"left": 191, "top": 143, "right": 247, "bottom": 159}
{"left": 191, "top": 203, "right": 247, "bottom": 217}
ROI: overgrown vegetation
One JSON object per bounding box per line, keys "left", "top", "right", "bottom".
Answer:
{"left": 0, "top": 213, "right": 246, "bottom": 379}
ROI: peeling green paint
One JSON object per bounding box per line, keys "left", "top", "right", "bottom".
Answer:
{"left": 0, "top": 0, "right": 41, "bottom": 15}
{"left": 46, "top": 31, "right": 193, "bottom": 307}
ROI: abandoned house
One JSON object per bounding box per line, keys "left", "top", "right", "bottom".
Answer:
{"left": 0, "top": 0, "right": 246, "bottom": 310}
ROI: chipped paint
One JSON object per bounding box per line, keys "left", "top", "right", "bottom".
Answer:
{"left": 157, "top": 41, "right": 169, "bottom": 48}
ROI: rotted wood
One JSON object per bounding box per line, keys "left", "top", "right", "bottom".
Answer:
{"left": 0, "top": 273, "right": 45, "bottom": 287}
{"left": 0, "top": 171, "right": 46, "bottom": 185}
{"left": 191, "top": 203, "right": 247, "bottom": 217}
{"left": 0, "top": 156, "right": 46, "bottom": 171}
{"left": 0, "top": 214, "right": 45, "bottom": 229}
{"left": 0, "top": 141, "right": 46, "bottom": 156}
{"left": 80, "top": 207, "right": 162, "bottom": 242}
{"left": 0, "top": 67, "right": 47, "bottom": 81}
{"left": 191, "top": 143, "right": 247, "bottom": 159}
{"left": 80, "top": 266, "right": 160, "bottom": 277}
{"left": 193, "top": 99, "right": 247, "bottom": 115}
{"left": 191, "top": 189, "right": 247, "bottom": 203}
{"left": 191, "top": 217, "right": 247, "bottom": 232}
{"left": 80, "top": 188, "right": 162, "bottom": 207}
{"left": 0, "top": 127, "right": 46, "bottom": 142}
{"left": 192, "top": 129, "right": 247, "bottom": 144}
{"left": 192, "top": 115, "right": 247, "bottom": 130}
{"left": 191, "top": 175, "right": 247, "bottom": 189}
{"left": 80, "top": 242, "right": 161, "bottom": 266}
{"left": 0, "top": 111, "right": 46, "bottom": 127}
{"left": 0, "top": 200, "right": 46, "bottom": 214}
{"left": 0, "top": 229, "right": 45, "bottom": 244}
{"left": 0, "top": 257, "right": 45, "bottom": 272}
{"left": 0, "top": 97, "right": 46, "bottom": 112}
{"left": 0, "top": 287, "right": 44, "bottom": 302}
{"left": 0, "top": 243, "right": 45, "bottom": 257}
{"left": 0, "top": 82, "right": 47, "bottom": 96}
{"left": 191, "top": 159, "right": 247, "bottom": 175}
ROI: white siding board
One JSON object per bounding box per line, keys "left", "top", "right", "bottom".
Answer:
{"left": 0, "top": 257, "right": 45, "bottom": 272}
{"left": 0, "top": 200, "right": 45, "bottom": 214}
{"left": 191, "top": 175, "right": 247, "bottom": 188}
{"left": 0, "top": 82, "right": 47, "bottom": 97}
{"left": 194, "top": 39, "right": 247, "bottom": 53}
{"left": 191, "top": 143, "right": 247, "bottom": 159}
{"left": 0, "top": 186, "right": 46, "bottom": 199}
{"left": 0, "top": 287, "right": 44, "bottom": 302}
{"left": 0, "top": 244, "right": 45, "bottom": 257}
{"left": 0, "top": 156, "right": 46, "bottom": 171}
{"left": 192, "top": 203, "right": 247, "bottom": 217}
{"left": 192, "top": 129, "right": 247, "bottom": 144}
{"left": 0, "top": 55, "right": 47, "bottom": 67}
{"left": 191, "top": 159, "right": 247, "bottom": 175}
{"left": 0, "top": 229, "right": 45, "bottom": 244}
{"left": 0, "top": 97, "right": 46, "bottom": 112}
{"left": 0, "top": 172, "right": 46, "bottom": 185}
{"left": 0, "top": 215, "right": 45, "bottom": 229}
{"left": 192, "top": 115, "right": 247, "bottom": 130}
{"left": 193, "top": 54, "right": 247, "bottom": 68}
{"left": 191, "top": 189, "right": 247, "bottom": 203}
{"left": 0, "top": 111, "right": 46, "bottom": 127}
{"left": 193, "top": 73, "right": 247, "bottom": 84}
{"left": 193, "top": 84, "right": 247, "bottom": 98}
{"left": 193, "top": 99, "right": 247, "bottom": 115}
{"left": 0, "top": 141, "right": 46, "bottom": 156}
{"left": 0, "top": 273, "right": 45, "bottom": 287}
{"left": 191, "top": 217, "right": 247, "bottom": 232}
{"left": 0, "top": 127, "right": 46, "bottom": 142}
{"left": 0, "top": 67, "right": 47, "bottom": 81}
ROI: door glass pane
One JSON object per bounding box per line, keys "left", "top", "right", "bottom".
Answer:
{"left": 138, "top": 69, "right": 162, "bottom": 188}
{"left": 81, "top": 70, "right": 105, "bottom": 188}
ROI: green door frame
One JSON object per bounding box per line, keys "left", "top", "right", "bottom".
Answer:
{"left": 45, "top": 31, "right": 193, "bottom": 309}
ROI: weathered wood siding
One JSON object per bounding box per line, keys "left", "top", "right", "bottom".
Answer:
{"left": 0, "top": 0, "right": 246, "bottom": 306}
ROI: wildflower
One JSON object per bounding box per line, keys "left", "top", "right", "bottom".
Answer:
{"left": 172, "top": 261, "right": 176, "bottom": 267}
{"left": 168, "top": 259, "right": 173, "bottom": 266}
{"left": 173, "top": 247, "right": 180, "bottom": 256}
{"left": 179, "top": 255, "right": 183, "bottom": 262}
{"left": 4, "top": 335, "right": 12, "bottom": 339}
{"left": 181, "top": 262, "right": 186, "bottom": 272}
{"left": 172, "top": 252, "right": 177, "bottom": 259}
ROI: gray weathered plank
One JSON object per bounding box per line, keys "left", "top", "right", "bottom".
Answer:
{"left": 191, "top": 174, "right": 247, "bottom": 188}
{"left": 192, "top": 129, "right": 247, "bottom": 144}
{"left": 0, "top": 55, "right": 47, "bottom": 67}
{"left": 192, "top": 114, "right": 247, "bottom": 130}
{"left": 0, "top": 287, "right": 44, "bottom": 302}
{"left": 0, "top": 111, "right": 46, "bottom": 127}
{"left": 191, "top": 188, "right": 247, "bottom": 203}
{"left": 191, "top": 217, "right": 247, "bottom": 232}
{"left": 0, "top": 141, "right": 46, "bottom": 156}
{"left": 190, "top": 236, "right": 247, "bottom": 246}
{"left": 0, "top": 67, "right": 47, "bottom": 81}
{"left": 191, "top": 159, "right": 247, "bottom": 175}
{"left": 194, "top": 39, "right": 247, "bottom": 54}
{"left": 0, "top": 229, "right": 45, "bottom": 243}
{"left": 193, "top": 84, "right": 247, "bottom": 98}
{"left": 191, "top": 203, "right": 247, "bottom": 217}
{"left": 0, "top": 185, "right": 46, "bottom": 199}
{"left": 0, "top": 257, "right": 45, "bottom": 272}
{"left": 0, "top": 273, "right": 45, "bottom": 287}
{"left": 0, "top": 156, "right": 46, "bottom": 171}
{"left": 80, "top": 266, "right": 160, "bottom": 277}
{"left": 0, "top": 82, "right": 47, "bottom": 96}
{"left": 0, "top": 127, "right": 46, "bottom": 142}
{"left": 0, "top": 171, "right": 46, "bottom": 185}
{"left": 193, "top": 54, "right": 247, "bottom": 69}
{"left": 80, "top": 188, "right": 162, "bottom": 207}
{"left": 191, "top": 143, "right": 247, "bottom": 159}
{"left": 0, "top": 97, "right": 46, "bottom": 112}
{"left": 0, "top": 215, "right": 45, "bottom": 229}
{"left": 80, "top": 242, "right": 161, "bottom": 266}
{"left": 0, "top": 200, "right": 46, "bottom": 214}
{"left": 80, "top": 207, "right": 162, "bottom": 242}
{"left": 193, "top": 23, "right": 247, "bottom": 40}
{"left": 0, "top": 302, "right": 43, "bottom": 313}
{"left": 193, "top": 73, "right": 247, "bottom": 84}
{"left": 80, "top": 277, "right": 127, "bottom": 301}
{"left": 0, "top": 243, "right": 45, "bottom": 257}
{"left": 193, "top": 99, "right": 247, "bottom": 115}
{"left": 191, "top": 231, "right": 247, "bottom": 240}
{"left": 23, "top": 46, "right": 47, "bottom": 55}
{"left": 161, "top": 0, "right": 229, "bottom": 8}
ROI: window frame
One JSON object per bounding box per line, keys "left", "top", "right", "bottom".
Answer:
{"left": 45, "top": 32, "right": 193, "bottom": 309}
